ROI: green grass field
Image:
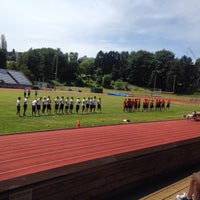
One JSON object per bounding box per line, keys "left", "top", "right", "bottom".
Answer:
{"left": 0, "top": 88, "right": 199, "bottom": 134}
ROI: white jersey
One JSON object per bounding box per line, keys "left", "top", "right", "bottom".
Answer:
{"left": 24, "top": 98, "right": 28, "bottom": 105}
{"left": 55, "top": 98, "right": 59, "bottom": 105}
{"left": 76, "top": 98, "right": 80, "bottom": 105}
{"left": 43, "top": 99, "right": 47, "bottom": 105}
{"left": 32, "top": 99, "right": 37, "bottom": 106}
{"left": 60, "top": 98, "right": 64, "bottom": 105}
{"left": 70, "top": 98, "right": 74, "bottom": 105}
{"left": 92, "top": 98, "right": 96, "bottom": 106}
{"left": 65, "top": 98, "right": 69, "bottom": 106}
{"left": 82, "top": 98, "right": 86, "bottom": 106}
{"left": 97, "top": 99, "right": 101, "bottom": 105}
{"left": 16, "top": 99, "right": 20, "bottom": 106}
{"left": 37, "top": 98, "right": 41, "bottom": 105}
{"left": 47, "top": 98, "right": 51, "bottom": 105}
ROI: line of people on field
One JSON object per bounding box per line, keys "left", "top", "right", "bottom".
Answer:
{"left": 16, "top": 96, "right": 102, "bottom": 117}
{"left": 123, "top": 98, "right": 171, "bottom": 112}
{"left": 23, "top": 88, "right": 38, "bottom": 99}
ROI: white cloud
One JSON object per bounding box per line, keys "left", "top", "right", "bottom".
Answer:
{"left": 1, "top": 0, "right": 200, "bottom": 58}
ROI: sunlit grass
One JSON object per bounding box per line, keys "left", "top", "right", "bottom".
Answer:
{"left": 0, "top": 88, "right": 199, "bottom": 134}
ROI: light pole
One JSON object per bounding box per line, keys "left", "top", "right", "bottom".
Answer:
{"left": 55, "top": 55, "right": 58, "bottom": 81}
{"left": 154, "top": 75, "right": 156, "bottom": 91}
{"left": 173, "top": 75, "right": 176, "bottom": 93}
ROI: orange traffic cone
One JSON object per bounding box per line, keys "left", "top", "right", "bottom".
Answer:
{"left": 76, "top": 118, "right": 80, "bottom": 128}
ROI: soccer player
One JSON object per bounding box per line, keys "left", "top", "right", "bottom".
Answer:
{"left": 86, "top": 97, "right": 90, "bottom": 113}
{"left": 82, "top": 97, "right": 86, "bottom": 113}
{"left": 32, "top": 99, "right": 37, "bottom": 116}
{"left": 47, "top": 96, "right": 52, "bottom": 115}
{"left": 37, "top": 97, "right": 42, "bottom": 116}
{"left": 97, "top": 97, "right": 102, "bottom": 112}
{"left": 54, "top": 96, "right": 59, "bottom": 114}
{"left": 69, "top": 97, "right": 74, "bottom": 114}
{"left": 92, "top": 96, "right": 97, "bottom": 112}
{"left": 42, "top": 97, "right": 47, "bottom": 114}
{"left": 59, "top": 96, "right": 64, "bottom": 114}
{"left": 23, "top": 96, "right": 28, "bottom": 116}
{"left": 16, "top": 97, "right": 21, "bottom": 117}
{"left": 65, "top": 97, "right": 69, "bottom": 114}
{"left": 76, "top": 97, "right": 81, "bottom": 113}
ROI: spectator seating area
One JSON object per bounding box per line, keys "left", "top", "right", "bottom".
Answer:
{"left": 0, "top": 68, "right": 32, "bottom": 88}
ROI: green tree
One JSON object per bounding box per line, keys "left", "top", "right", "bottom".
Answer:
{"left": 79, "top": 57, "right": 95, "bottom": 78}
{"left": 165, "top": 59, "right": 180, "bottom": 92}
{"left": 126, "top": 50, "right": 155, "bottom": 87}
{"left": 154, "top": 50, "right": 175, "bottom": 90}
{"left": 7, "top": 61, "right": 18, "bottom": 70}
{"left": 67, "top": 52, "right": 79, "bottom": 85}
{"left": 7, "top": 49, "right": 16, "bottom": 61}
{"left": 40, "top": 48, "right": 58, "bottom": 82}
{"left": 102, "top": 74, "right": 112, "bottom": 88}
{"left": 120, "top": 51, "right": 129, "bottom": 81}
{"left": 195, "top": 58, "right": 200, "bottom": 88}
{"left": 95, "top": 51, "right": 106, "bottom": 73}
{"left": 0, "top": 50, "right": 7, "bottom": 68}
{"left": 18, "top": 48, "right": 41, "bottom": 81}
{"left": 178, "top": 56, "right": 198, "bottom": 92}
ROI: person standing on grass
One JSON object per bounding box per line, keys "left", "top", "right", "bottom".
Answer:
{"left": 23, "top": 96, "right": 28, "bottom": 116}
{"left": 59, "top": 96, "right": 64, "bottom": 114}
{"left": 37, "top": 97, "right": 42, "bottom": 116}
{"left": 28, "top": 88, "right": 31, "bottom": 98}
{"left": 42, "top": 97, "right": 47, "bottom": 114}
{"left": 176, "top": 171, "right": 200, "bottom": 200}
{"left": 86, "top": 97, "right": 90, "bottom": 113}
{"left": 47, "top": 96, "right": 52, "bottom": 115}
{"left": 82, "top": 97, "right": 86, "bottom": 113}
{"left": 16, "top": 97, "right": 21, "bottom": 116}
{"left": 166, "top": 99, "right": 171, "bottom": 109}
{"left": 76, "top": 97, "right": 80, "bottom": 113}
{"left": 32, "top": 99, "right": 37, "bottom": 116}
{"left": 97, "top": 97, "right": 101, "bottom": 112}
{"left": 123, "top": 98, "right": 127, "bottom": 112}
{"left": 138, "top": 98, "right": 141, "bottom": 111}
{"left": 54, "top": 96, "right": 59, "bottom": 114}
{"left": 89, "top": 97, "right": 93, "bottom": 112}
{"left": 35, "top": 89, "right": 38, "bottom": 98}
{"left": 150, "top": 99, "right": 154, "bottom": 112}
{"left": 92, "top": 96, "right": 97, "bottom": 112}
{"left": 24, "top": 88, "right": 26, "bottom": 98}
{"left": 69, "top": 97, "right": 74, "bottom": 114}
{"left": 65, "top": 97, "right": 69, "bottom": 114}
{"left": 161, "top": 99, "right": 166, "bottom": 111}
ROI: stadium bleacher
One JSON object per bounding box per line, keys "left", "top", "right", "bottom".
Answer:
{"left": 0, "top": 68, "right": 32, "bottom": 88}
{"left": 7, "top": 69, "right": 32, "bottom": 86}
{"left": 0, "top": 69, "right": 17, "bottom": 85}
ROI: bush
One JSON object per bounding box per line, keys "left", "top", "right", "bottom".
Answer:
{"left": 114, "top": 80, "right": 130, "bottom": 91}
{"left": 102, "top": 74, "right": 112, "bottom": 88}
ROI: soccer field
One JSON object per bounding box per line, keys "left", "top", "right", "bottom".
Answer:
{"left": 0, "top": 88, "right": 199, "bottom": 134}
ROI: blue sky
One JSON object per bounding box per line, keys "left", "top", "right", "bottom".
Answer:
{"left": 1, "top": 0, "right": 200, "bottom": 59}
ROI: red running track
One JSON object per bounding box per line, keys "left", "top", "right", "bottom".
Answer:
{"left": 0, "top": 120, "right": 200, "bottom": 187}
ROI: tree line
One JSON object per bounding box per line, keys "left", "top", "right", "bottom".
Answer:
{"left": 0, "top": 35, "right": 200, "bottom": 94}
